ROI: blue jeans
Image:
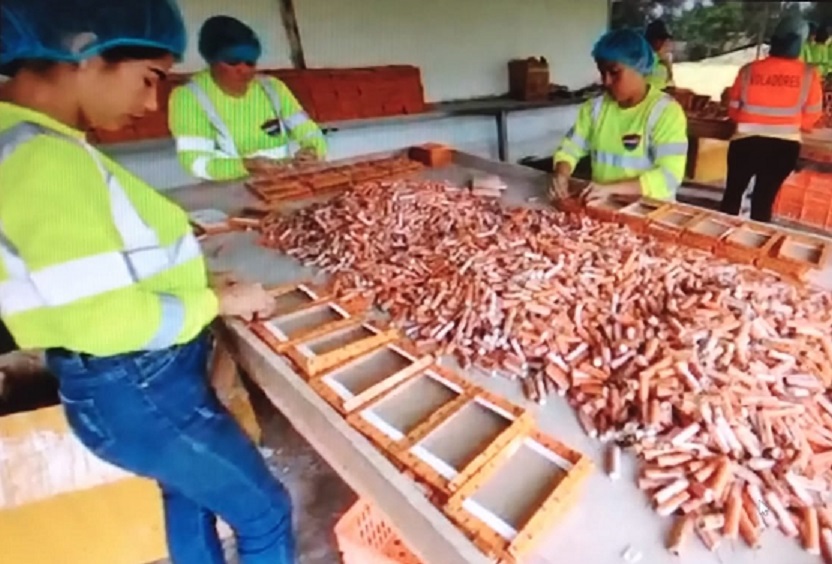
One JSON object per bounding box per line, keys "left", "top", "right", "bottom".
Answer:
{"left": 45, "top": 332, "right": 296, "bottom": 564}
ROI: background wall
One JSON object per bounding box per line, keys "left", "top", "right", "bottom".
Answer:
{"left": 175, "top": 0, "right": 607, "bottom": 101}
{"left": 175, "top": 0, "right": 292, "bottom": 71}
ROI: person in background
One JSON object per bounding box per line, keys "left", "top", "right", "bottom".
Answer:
{"left": 801, "top": 22, "right": 817, "bottom": 62}
{"left": 644, "top": 19, "right": 674, "bottom": 91}
{"left": 807, "top": 24, "right": 830, "bottom": 77}
{"left": 0, "top": 1, "right": 295, "bottom": 562}
{"left": 169, "top": 15, "right": 326, "bottom": 182}
{"left": 721, "top": 14, "right": 822, "bottom": 223}
{"left": 550, "top": 29, "right": 688, "bottom": 203}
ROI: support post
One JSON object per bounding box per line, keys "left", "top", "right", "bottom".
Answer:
{"left": 278, "top": 0, "right": 307, "bottom": 69}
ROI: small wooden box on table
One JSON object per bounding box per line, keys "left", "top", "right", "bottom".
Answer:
{"left": 443, "top": 428, "right": 593, "bottom": 563}
{"left": 757, "top": 232, "right": 832, "bottom": 281}
{"left": 390, "top": 388, "right": 533, "bottom": 500}
{"left": 680, "top": 213, "right": 739, "bottom": 252}
{"left": 645, "top": 203, "right": 705, "bottom": 242}
{"left": 617, "top": 199, "right": 669, "bottom": 234}
{"left": 310, "top": 343, "right": 434, "bottom": 415}
{"left": 716, "top": 222, "right": 780, "bottom": 265}
{"left": 283, "top": 321, "right": 400, "bottom": 378}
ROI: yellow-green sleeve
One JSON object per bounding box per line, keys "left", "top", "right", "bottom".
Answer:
{"left": 0, "top": 138, "right": 217, "bottom": 355}
{"left": 269, "top": 78, "right": 327, "bottom": 158}
{"left": 554, "top": 100, "right": 594, "bottom": 170}
{"left": 168, "top": 85, "right": 249, "bottom": 181}
{"left": 639, "top": 100, "right": 688, "bottom": 199}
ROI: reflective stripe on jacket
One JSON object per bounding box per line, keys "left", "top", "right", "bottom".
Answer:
{"left": 0, "top": 105, "right": 217, "bottom": 356}
{"left": 728, "top": 57, "right": 823, "bottom": 137}
{"left": 554, "top": 86, "right": 688, "bottom": 200}
{"left": 169, "top": 71, "right": 327, "bottom": 181}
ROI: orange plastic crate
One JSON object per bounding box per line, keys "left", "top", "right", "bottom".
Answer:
{"left": 334, "top": 499, "right": 422, "bottom": 564}
{"left": 773, "top": 170, "right": 832, "bottom": 230}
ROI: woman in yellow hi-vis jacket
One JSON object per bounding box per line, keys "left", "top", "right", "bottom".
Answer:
{"left": 169, "top": 15, "right": 327, "bottom": 181}
{"left": 0, "top": 1, "right": 296, "bottom": 561}
{"left": 551, "top": 29, "right": 688, "bottom": 203}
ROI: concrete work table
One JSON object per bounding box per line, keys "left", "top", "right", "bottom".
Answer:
{"left": 168, "top": 151, "right": 828, "bottom": 564}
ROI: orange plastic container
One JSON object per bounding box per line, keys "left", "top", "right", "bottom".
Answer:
{"left": 334, "top": 498, "right": 421, "bottom": 564}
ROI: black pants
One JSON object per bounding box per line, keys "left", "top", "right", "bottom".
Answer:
{"left": 0, "top": 321, "right": 16, "bottom": 355}
{"left": 720, "top": 136, "right": 801, "bottom": 223}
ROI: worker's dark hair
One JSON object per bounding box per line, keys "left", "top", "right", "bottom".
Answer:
{"left": 1, "top": 45, "right": 171, "bottom": 77}
{"left": 816, "top": 26, "right": 830, "bottom": 43}
{"left": 770, "top": 33, "right": 804, "bottom": 59}
{"left": 198, "top": 15, "right": 261, "bottom": 63}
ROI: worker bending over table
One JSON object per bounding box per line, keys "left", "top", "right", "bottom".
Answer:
{"left": 551, "top": 29, "right": 688, "bottom": 203}
{"left": 644, "top": 19, "right": 674, "bottom": 91}
{"left": 721, "top": 14, "right": 823, "bottom": 223}
{"left": 0, "top": 1, "right": 296, "bottom": 562}
{"left": 169, "top": 15, "right": 326, "bottom": 182}
{"left": 801, "top": 23, "right": 829, "bottom": 77}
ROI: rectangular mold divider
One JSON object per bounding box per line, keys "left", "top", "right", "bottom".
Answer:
{"left": 249, "top": 301, "right": 357, "bottom": 354}
{"left": 757, "top": 233, "right": 831, "bottom": 281}
{"left": 679, "top": 213, "right": 739, "bottom": 253}
{"left": 345, "top": 363, "right": 474, "bottom": 457}
{"left": 392, "top": 387, "right": 533, "bottom": 499}
{"left": 645, "top": 205, "right": 704, "bottom": 243}
{"left": 283, "top": 321, "right": 400, "bottom": 378}
{"left": 263, "top": 282, "right": 331, "bottom": 318}
{"left": 308, "top": 343, "right": 427, "bottom": 415}
{"left": 584, "top": 194, "right": 631, "bottom": 223}
{"left": 188, "top": 208, "right": 230, "bottom": 234}
{"left": 717, "top": 222, "right": 780, "bottom": 265}
{"left": 617, "top": 199, "right": 669, "bottom": 234}
{"left": 443, "top": 429, "right": 593, "bottom": 562}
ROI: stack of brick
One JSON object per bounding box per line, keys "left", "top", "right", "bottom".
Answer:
{"left": 87, "top": 66, "right": 427, "bottom": 145}
{"left": 772, "top": 169, "right": 832, "bottom": 231}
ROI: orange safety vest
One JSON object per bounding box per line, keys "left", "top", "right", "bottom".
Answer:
{"left": 728, "top": 57, "right": 823, "bottom": 136}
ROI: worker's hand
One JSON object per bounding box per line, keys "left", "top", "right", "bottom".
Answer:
{"left": 548, "top": 174, "right": 570, "bottom": 202}
{"left": 294, "top": 147, "right": 319, "bottom": 164}
{"left": 580, "top": 181, "right": 641, "bottom": 203}
{"left": 209, "top": 271, "right": 238, "bottom": 289}
{"left": 217, "top": 282, "right": 275, "bottom": 321}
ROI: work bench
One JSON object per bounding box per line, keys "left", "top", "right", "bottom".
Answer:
{"left": 168, "top": 150, "right": 830, "bottom": 564}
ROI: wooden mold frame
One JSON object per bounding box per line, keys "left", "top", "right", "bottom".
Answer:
{"left": 309, "top": 342, "right": 435, "bottom": 415}
{"left": 228, "top": 205, "right": 274, "bottom": 230}
{"left": 757, "top": 232, "right": 832, "bottom": 281}
{"left": 679, "top": 213, "right": 739, "bottom": 252}
{"left": 390, "top": 387, "right": 534, "bottom": 499}
{"left": 443, "top": 429, "right": 593, "bottom": 562}
{"left": 617, "top": 199, "right": 670, "bottom": 234}
{"left": 644, "top": 204, "right": 705, "bottom": 243}
{"left": 282, "top": 320, "right": 400, "bottom": 378}
{"left": 346, "top": 362, "right": 474, "bottom": 455}
{"left": 717, "top": 222, "right": 780, "bottom": 265}
{"left": 250, "top": 299, "right": 363, "bottom": 354}
{"left": 584, "top": 195, "right": 632, "bottom": 223}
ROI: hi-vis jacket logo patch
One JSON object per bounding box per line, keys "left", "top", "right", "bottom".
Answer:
{"left": 622, "top": 134, "right": 642, "bottom": 151}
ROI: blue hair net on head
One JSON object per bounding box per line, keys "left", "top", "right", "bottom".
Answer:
{"left": 198, "top": 16, "right": 262, "bottom": 64}
{"left": 0, "top": 0, "right": 187, "bottom": 71}
{"left": 592, "top": 29, "right": 656, "bottom": 76}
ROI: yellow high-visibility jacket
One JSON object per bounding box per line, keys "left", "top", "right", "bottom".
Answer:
{"left": 0, "top": 102, "right": 217, "bottom": 356}
{"left": 554, "top": 86, "right": 688, "bottom": 200}
{"left": 646, "top": 53, "right": 671, "bottom": 90}
{"left": 168, "top": 70, "right": 327, "bottom": 181}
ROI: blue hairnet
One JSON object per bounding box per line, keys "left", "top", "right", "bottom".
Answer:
{"left": 198, "top": 16, "right": 262, "bottom": 64}
{"left": 592, "top": 29, "right": 656, "bottom": 76}
{"left": 0, "top": 0, "right": 187, "bottom": 69}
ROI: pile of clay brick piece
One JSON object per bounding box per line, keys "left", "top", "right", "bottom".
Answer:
{"left": 246, "top": 283, "right": 593, "bottom": 563}
{"left": 259, "top": 179, "right": 832, "bottom": 559}
{"left": 244, "top": 155, "right": 425, "bottom": 204}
